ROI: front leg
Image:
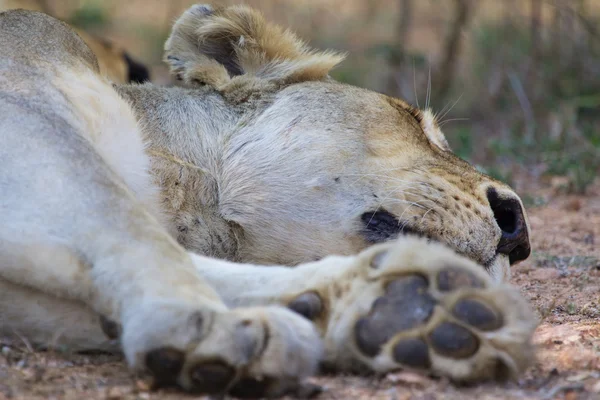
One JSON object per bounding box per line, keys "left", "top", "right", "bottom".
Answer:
{"left": 1, "top": 226, "right": 322, "bottom": 397}
{"left": 192, "top": 237, "right": 538, "bottom": 381}
{"left": 0, "top": 114, "right": 320, "bottom": 398}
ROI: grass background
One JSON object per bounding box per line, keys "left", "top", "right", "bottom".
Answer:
{"left": 25, "top": 0, "right": 600, "bottom": 199}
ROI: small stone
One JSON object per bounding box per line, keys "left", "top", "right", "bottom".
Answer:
{"left": 564, "top": 391, "right": 579, "bottom": 400}
{"left": 106, "top": 387, "right": 123, "bottom": 400}
{"left": 529, "top": 268, "right": 561, "bottom": 281}
{"left": 135, "top": 380, "right": 150, "bottom": 392}
{"left": 564, "top": 198, "right": 582, "bottom": 212}
{"left": 386, "top": 371, "right": 435, "bottom": 386}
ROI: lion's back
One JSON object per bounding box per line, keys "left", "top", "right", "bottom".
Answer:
{"left": 0, "top": 9, "right": 99, "bottom": 73}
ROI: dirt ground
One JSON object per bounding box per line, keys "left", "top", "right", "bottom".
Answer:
{"left": 1, "top": 180, "right": 599, "bottom": 400}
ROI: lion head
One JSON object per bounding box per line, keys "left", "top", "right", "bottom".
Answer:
{"left": 139, "top": 4, "right": 531, "bottom": 282}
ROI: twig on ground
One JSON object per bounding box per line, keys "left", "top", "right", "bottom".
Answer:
{"left": 543, "top": 382, "right": 585, "bottom": 399}
{"left": 508, "top": 71, "right": 535, "bottom": 143}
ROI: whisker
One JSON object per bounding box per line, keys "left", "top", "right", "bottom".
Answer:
{"left": 437, "top": 92, "right": 464, "bottom": 123}
{"left": 331, "top": 170, "right": 451, "bottom": 231}
{"left": 382, "top": 187, "right": 441, "bottom": 205}
{"left": 439, "top": 118, "right": 469, "bottom": 127}
{"left": 420, "top": 207, "right": 435, "bottom": 225}
{"left": 426, "top": 64, "right": 432, "bottom": 110}
{"left": 396, "top": 201, "right": 428, "bottom": 225}
{"left": 382, "top": 198, "right": 430, "bottom": 211}
{"left": 339, "top": 172, "right": 433, "bottom": 189}
{"left": 373, "top": 185, "right": 432, "bottom": 209}
{"left": 365, "top": 204, "right": 383, "bottom": 227}
{"left": 379, "top": 185, "right": 445, "bottom": 216}
{"left": 413, "top": 58, "right": 420, "bottom": 109}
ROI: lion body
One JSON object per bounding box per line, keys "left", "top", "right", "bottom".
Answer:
{"left": 0, "top": 5, "right": 536, "bottom": 396}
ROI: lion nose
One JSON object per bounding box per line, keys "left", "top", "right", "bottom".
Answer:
{"left": 486, "top": 187, "right": 531, "bottom": 264}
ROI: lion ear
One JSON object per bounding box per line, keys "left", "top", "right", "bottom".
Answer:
{"left": 164, "top": 4, "right": 345, "bottom": 87}
{"left": 421, "top": 110, "right": 452, "bottom": 152}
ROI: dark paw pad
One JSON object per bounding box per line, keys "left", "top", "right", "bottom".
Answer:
{"left": 355, "top": 275, "right": 436, "bottom": 356}
{"left": 429, "top": 322, "right": 479, "bottom": 358}
{"left": 453, "top": 298, "right": 503, "bottom": 331}
{"left": 145, "top": 347, "right": 185, "bottom": 385}
{"left": 437, "top": 267, "right": 485, "bottom": 291}
{"left": 393, "top": 338, "right": 431, "bottom": 369}
{"left": 189, "top": 361, "right": 235, "bottom": 394}
{"left": 288, "top": 292, "right": 322, "bottom": 321}
{"left": 230, "top": 377, "right": 275, "bottom": 398}
{"left": 99, "top": 315, "right": 121, "bottom": 340}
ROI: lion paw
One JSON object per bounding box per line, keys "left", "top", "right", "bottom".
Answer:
{"left": 118, "top": 302, "right": 322, "bottom": 396}
{"left": 296, "top": 237, "right": 537, "bottom": 382}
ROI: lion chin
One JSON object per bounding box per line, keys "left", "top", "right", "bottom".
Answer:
{"left": 488, "top": 254, "right": 512, "bottom": 282}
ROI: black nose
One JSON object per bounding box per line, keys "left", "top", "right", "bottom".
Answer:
{"left": 487, "top": 187, "right": 531, "bottom": 264}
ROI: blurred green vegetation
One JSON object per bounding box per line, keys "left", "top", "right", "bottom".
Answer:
{"left": 21, "top": 0, "right": 600, "bottom": 194}
{"left": 68, "top": 0, "right": 107, "bottom": 29}
{"left": 460, "top": 18, "right": 600, "bottom": 194}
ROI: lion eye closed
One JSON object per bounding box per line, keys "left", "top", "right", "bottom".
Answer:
{"left": 359, "top": 210, "right": 412, "bottom": 243}
{"left": 360, "top": 210, "right": 422, "bottom": 244}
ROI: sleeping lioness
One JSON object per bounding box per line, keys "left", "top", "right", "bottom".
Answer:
{"left": 0, "top": 4, "right": 536, "bottom": 398}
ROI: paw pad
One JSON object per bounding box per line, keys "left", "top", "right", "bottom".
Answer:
{"left": 437, "top": 267, "right": 484, "bottom": 291}
{"left": 452, "top": 298, "right": 502, "bottom": 331}
{"left": 288, "top": 292, "right": 322, "bottom": 321}
{"left": 355, "top": 274, "right": 435, "bottom": 356}
{"left": 145, "top": 347, "right": 185, "bottom": 386}
{"left": 352, "top": 264, "right": 520, "bottom": 376}
{"left": 99, "top": 315, "right": 121, "bottom": 340}
{"left": 428, "top": 322, "right": 479, "bottom": 358}
{"left": 327, "top": 242, "right": 537, "bottom": 381}
{"left": 392, "top": 338, "right": 431, "bottom": 368}
{"left": 189, "top": 361, "right": 235, "bottom": 394}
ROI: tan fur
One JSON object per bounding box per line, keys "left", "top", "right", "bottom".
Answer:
{"left": 0, "top": 5, "right": 536, "bottom": 396}
{"left": 164, "top": 4, "right": 345, "bottom": 87}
